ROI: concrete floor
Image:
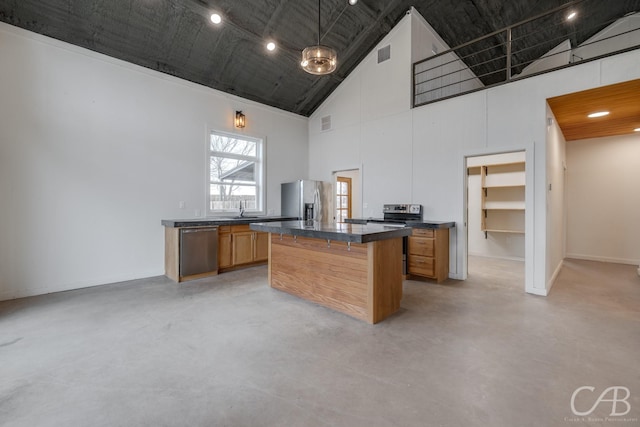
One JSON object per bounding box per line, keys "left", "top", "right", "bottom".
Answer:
{"left": 1, "top": 257, "right": 639, "bottom": 426}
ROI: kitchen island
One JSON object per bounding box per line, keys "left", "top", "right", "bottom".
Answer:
{"left": 250, "top": 221, "right": 412, "bottom": 324}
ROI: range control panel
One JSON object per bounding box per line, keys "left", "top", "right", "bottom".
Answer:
{"left": 383, "top": 204, "right": 422, "bottom": 214}
{"left": 382, "top": 204, "right": 423, "bottom": 221}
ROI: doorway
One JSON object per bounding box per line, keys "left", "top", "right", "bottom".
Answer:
{"left": 333, "top": 169, "right": 361, "bottom": 222}
{"left": 466, "top": 151, "right": 526, "bottom": 290}
{"left": 336, "top": 177, "right": 352, "bottom": 223}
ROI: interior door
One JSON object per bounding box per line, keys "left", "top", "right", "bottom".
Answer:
{"left": 336, "top": 177, "right": 352, "bottom": 223}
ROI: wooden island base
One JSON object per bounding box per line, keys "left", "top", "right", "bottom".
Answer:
{"left": 268, "top": 234, "right": 403, "bottom": 324}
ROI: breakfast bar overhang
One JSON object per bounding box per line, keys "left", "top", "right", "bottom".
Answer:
{"left": 250, "top": 221, "right": 413, "bottom": 324}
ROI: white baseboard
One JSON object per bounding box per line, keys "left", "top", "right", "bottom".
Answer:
{"left": 565, "top": 253, "right": 639, "bottom": 266}
{"left": 0, "top": 269, "right": 164, "bottom": 302}
{"left": 468, "top": 252, "right": 525, "bottom": 262}
{"left": 546, "top": 260, "right": 564, "bottom": 294}
{"left": 526, "top": 286, "right": 548, "bottom": 296}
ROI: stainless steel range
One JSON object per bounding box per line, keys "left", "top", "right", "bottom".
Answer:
{"left": 359, "top": 204, "right": 423, "bottom": 224}
{"left": 382, "top": 204, "right": 423, "bottom": 223}
{"left": 344, "top": 204, "right": 424, "bottom": 274}
{"left": 357, "top": 204, "right": 423, "bottom": 274}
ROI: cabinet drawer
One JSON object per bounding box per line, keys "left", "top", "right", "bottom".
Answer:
{"left": 412, "top": 228, "right": 434, "bottom": 238}
{"left": 408, "top": 255, "right": 435, "bottom": 277}
{"left": 408, "top": 237, "right": 434, "bottom": 256}
{"left": 231, "top": 224, "right": 251, "bottom": 232}
{"left": 218, "top": 225, "right": 231, "bottom": 233}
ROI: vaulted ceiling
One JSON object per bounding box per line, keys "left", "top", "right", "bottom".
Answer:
{"left": 1, "top": 0, "right": 639, "bottom": 116}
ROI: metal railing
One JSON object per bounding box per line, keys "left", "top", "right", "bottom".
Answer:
{"left": 413, "top": 0, "right": 640, "bottom": 107}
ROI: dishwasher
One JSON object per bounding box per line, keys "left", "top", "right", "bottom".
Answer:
{"left": 180, "top": 227, "right": 218, "bottom": 277}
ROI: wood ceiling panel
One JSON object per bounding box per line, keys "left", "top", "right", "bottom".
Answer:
{"left": 547, "top": 79, "right": 640, "bottom": 141}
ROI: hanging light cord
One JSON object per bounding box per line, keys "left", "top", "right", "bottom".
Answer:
{"left": 317, "top": 0, "right": 321, "bottom": 45}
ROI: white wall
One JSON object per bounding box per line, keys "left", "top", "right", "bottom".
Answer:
{"left": 545, "top": 108, "right": 567, "bottom": 290}
{"left": 0, "top": 22, "right": 309, "bottom": 301}
{"left": 573, "top": 13, "right": 640, "bottom": 61}
{"left": 309, "top": 7, "right": 640, "bottom": 294}
{"left": 309, "top": 11, "right": 414, "bottom": 218}
{"left": 516, "top": 40, "right": 572, "bottom": 78}
{"left": 411, "top": 9, "right": 484, "bottom": 104}
{"left": 566, "top": 133, "right": 640, "bottom": 265}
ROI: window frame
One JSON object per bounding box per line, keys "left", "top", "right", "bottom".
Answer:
{"left": 206, "top": 129, "right": 266, "bottom": 217}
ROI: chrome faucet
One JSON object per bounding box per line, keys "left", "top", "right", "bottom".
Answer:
{"left": 239, "top": 200, "right": 244, "bottom": 217}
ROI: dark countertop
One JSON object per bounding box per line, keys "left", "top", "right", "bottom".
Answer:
{"left": 161, "top": 216, "right": 297, "bottom": 228}
{"left": 345, "top": 218, "right": 456, "bottom": 229}
{"left": 249, "top": 221, "right": 413, "bottom": 243}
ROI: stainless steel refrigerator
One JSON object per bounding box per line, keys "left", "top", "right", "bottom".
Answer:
{"left": 281, "top": 180, "right": 334, "bottom": 223}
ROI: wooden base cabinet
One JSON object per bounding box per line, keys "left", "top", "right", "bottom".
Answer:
{"left": 218, "top": 226, "right": 233, "bottom": 269}
{"left": 254, "top": 231, "right": 269, "bottom": 261}
{"left": 233, "top": 231, "right": 255, "bottom": 265}
{"left": 219, "top": 224, "right": 269, "bottom": 271}
{"left": 408, "top": 228, "right": 449, "bottom": 282}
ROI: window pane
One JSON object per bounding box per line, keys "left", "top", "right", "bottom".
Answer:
{"left": 210, "top": 134, "right": 257, "bottom": 157}
{"left": 341, "top": 196, "right": 348, "bottom": 208}
{"left": 210, "top": 157, "right": 256, "bottom": 184}
{"left": 209, "top": 184, "right": 257, "bottom": 211}
{"left": 208, "top": 131, "right": 263, "bottom": 214}
{"left": 341, "top": 182, "right": 348, "bottom": 193}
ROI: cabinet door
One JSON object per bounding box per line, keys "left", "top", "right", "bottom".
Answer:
{"left": 254, "top": 232, "right": 269, "bottom": 261}
{"left": 218, "top": 233, "right": 232, "bottom": 268}
{"left": 232, "top": 232, "right": 254, "bottom": 265}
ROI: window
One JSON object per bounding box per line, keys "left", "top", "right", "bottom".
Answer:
{"left": 336, "top": 177, "right": 352, "bottom": 223}
{"left": 208, "top": 131, "right": 264, "bottom": 215}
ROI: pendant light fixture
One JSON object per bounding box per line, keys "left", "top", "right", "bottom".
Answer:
{"left": 301, "top": 0, "right": 337, "bottom": 75}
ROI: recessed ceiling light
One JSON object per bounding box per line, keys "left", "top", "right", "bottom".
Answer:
{"left": 210, "top": 13, "right": 222, "bottom": 24}
{"left": 266, "top": 41, "right": 276, "bottom": 51}
{"left": 349, "top": 0, "right": 358, "bottom": 5}
{"left": 634, "top": 128, "right": 640, "bottom": 132}
{"left": 587, "top": 111, "right": 609, "bottom": 118}
{"left": 567, "top": 11, "right": 577, "bottom": 20}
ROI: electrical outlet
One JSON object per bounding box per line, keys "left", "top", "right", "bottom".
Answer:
{"left": 195, "top": 209, "right": 201, "bottom": 217}
{"left": 179, "top": 201, "right": 185, "bottom": 209}
{"left": 268, "top": 208, "right": 274, "bottom": 215}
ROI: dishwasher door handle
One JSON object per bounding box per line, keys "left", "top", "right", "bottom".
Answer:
{"left": 181, "top": 227, "right": 218, "bottom": 233}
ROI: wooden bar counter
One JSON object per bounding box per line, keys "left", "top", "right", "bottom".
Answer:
{"left": 250, "top": 221, "right": 412, "bottom": 324}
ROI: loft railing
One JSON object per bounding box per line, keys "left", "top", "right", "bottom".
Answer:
{"left": 412, "top": 0, "right": 640, "bottom": 107}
